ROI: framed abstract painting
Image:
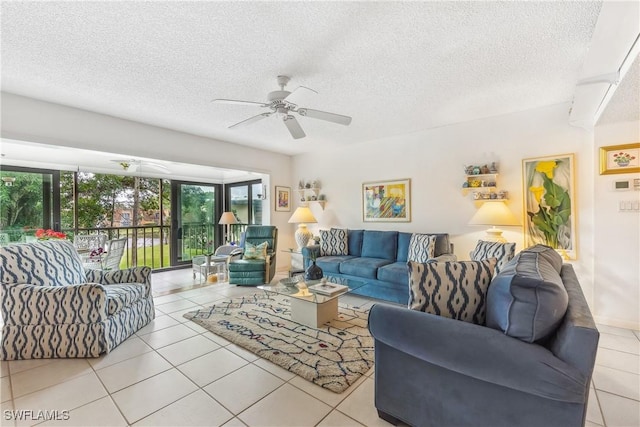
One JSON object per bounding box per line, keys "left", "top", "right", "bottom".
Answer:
{"left": 522, "top": 154, "right": 577, "bottom": 260}
{"left": 275, "top": 186, "right": 291, "bottom": 212}
{"left": 362, "top": 178, "right": 411, "bottom": 222}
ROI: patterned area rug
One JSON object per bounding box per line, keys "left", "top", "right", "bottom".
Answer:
{"left": 183, "top": 292, "right": 374, "bottom": 393}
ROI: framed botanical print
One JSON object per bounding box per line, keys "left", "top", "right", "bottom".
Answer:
{"left": 362, "top": 178, "right": 411, "bottom": 222}
{"left": 523, "top": 154, "right": 577, "bottom": 260}
{"left": 599, "top": 143, "right": 640, "bottom": 175}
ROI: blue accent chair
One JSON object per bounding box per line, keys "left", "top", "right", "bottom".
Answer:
{"left": 0, "top": 240, "right": 155, "bottom": 360}
{"left": 228, "top": 226, "right": 278, "bottom": 286}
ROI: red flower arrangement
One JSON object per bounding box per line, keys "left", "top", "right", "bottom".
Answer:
{"left": 35, "top": 229, "right": 68, "bottom": 240}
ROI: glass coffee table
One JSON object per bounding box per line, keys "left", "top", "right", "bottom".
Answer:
{"left": 258, "top": 276, "right": 366, "bottom": 328}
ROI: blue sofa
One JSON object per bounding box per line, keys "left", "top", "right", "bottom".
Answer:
{"left": 368, "top": 246, "right": 599, "bottom": 427}
{"left": 302, "top": 230, "right": 455, "bottom": 304}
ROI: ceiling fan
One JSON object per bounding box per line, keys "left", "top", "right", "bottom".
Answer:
{"left": 212, "top": 75, "right": 352, "bottom": 139}
{"left": 110, "top": 159, "right": 170, "bottom": 174}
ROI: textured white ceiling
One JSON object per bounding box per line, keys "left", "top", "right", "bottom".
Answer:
{"left": 598, "top": 54, "right": 640, "bottom": 125}
{"left": 1, "top": 1, "right": 605, "bottom": 156}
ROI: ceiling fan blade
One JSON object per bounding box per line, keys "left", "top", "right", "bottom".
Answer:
{"left": 143, "top": 162, "right": 170, "bottom": 174}
{"left": 283, "top": 115, "right": 306, "bottom": 139}
{"left": 297, "top": 108, "right": 352, "bottom": 126}
{"left": 229, "top": 112, "right": 272, "bottom": 129}
{"left": 283, "top": 86, "right": 318, "bottom": 106}
{"left": 212, "top": 98, "right": 268, "bottom": 107}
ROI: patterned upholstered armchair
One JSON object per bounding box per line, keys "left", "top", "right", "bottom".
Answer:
{"left": 0, "top": 240, "right": 155, "bottom": 360}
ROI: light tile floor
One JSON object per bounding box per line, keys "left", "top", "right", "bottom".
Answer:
{"left": 0, "top": 269, "right": 638, "bottom": 427}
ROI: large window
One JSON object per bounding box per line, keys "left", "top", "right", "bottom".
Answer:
{"left": 0, "top": 166, "right": 59, "bottom": 242}
{"left": 0, "top": 165, "right": 260, "bottom": 270}
{"left": 226, "top": 179, "right": 263, "bottom": 226}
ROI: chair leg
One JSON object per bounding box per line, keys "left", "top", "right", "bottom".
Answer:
{"left": 377, "top": 409, "right": 402, "bottom": 426}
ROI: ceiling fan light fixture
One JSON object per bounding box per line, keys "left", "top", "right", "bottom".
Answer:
{"left": 215, "top": 75, "right": 352, "bottom": 139}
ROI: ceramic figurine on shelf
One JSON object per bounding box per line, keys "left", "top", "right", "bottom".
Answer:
{"left": 298, "top": 180, "right": 304, "bottom": 189}
{"left": 481, "top": 164, "right": 490, "bottom": 174}
{"left": 490, "top": 162, "right": 498, "bottom": 173}
{"left": 472, "top": 166, "right": 481, "bottom": 175}
{"left": 465, "top": 165, "right": 474, "bottom": 175}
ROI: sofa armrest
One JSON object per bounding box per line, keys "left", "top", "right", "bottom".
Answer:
{"left": 302, "top": 245, "right": 320, "bottom": 268}
{"left": 432, "top": 253, "right": 457, "bottom": 262}
{"left": 85, "top": 267, "right": 152, "bottom": 296}
{"left": 1, "top": 283, "right": 107, "bottom": 325}
{"left": 368, "top": 303, "right": 588, "bottom": 403}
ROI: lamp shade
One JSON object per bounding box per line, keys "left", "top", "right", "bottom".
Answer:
{"left": 218, "top": 212, "right": 239, "bottom": 225}
{"left": 469, "top": 202, "right": 519, "bottom": 226}
{"left": 288, "top": 206, "right": 317, "bottom": 224}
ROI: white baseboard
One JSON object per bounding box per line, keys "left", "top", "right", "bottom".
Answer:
{"left": 594, "top": 315, "right": 640, "bottom": 331}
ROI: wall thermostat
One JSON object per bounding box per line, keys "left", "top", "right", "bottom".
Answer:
{"left": 613, "top": 179, "right": 640, "bottom": 191}
{"left": 614, "top": 180, "right": 631, "bottom": 190}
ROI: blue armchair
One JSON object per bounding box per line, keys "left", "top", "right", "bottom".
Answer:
{"left": 228, "top": 226, "right": 278, "bottom": 286}
{"left": 0, "top": 240, "right": 155, "bottom": 360}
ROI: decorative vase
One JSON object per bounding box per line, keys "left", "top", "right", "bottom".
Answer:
{"left": 305, "top": 260, "right": 323, "bottom": 281}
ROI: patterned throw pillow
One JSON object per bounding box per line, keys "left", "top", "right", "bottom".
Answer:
{"left": 408, "top": 259, "right": 497, "bottom": 325}
{"left": 407, "top": 233, "right": 436, "bottom": 262}
{"left": 470, "top": 240, "right": 516, "bottom": 275}
{"left": 320, "top": 228, "right": 348, "bottom": 256}
{"left": 244, "top": 241, "right": 268, "bottom": 260}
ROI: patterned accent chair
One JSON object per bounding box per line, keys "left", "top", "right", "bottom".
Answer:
{"left": 0, "top": 240, "right": 155, "bottom": 360}
{"left": 228, "top": 226, "right": 278, "bottom": 286}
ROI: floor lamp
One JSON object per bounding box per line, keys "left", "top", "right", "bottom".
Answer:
{"left": 468, "top": 201, "right": 519, "bottom": 242}
{"left": 218, "top": 212, "right": 239, "bottom": 244}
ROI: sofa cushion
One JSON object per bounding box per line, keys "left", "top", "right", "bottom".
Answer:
{"left": 320, "top": 228, "right": 348, "bottom": 256}
{"left": 486, "top": 245, "right": 568, "bottom": 343}
{"left": 396, "top": 232, "right": 412, "bottom": 262}
{"left": 361, "top": 231, "right": 398, "bottom": 260}
{"left": 470, "top": 240, "right": 516, "bottom": 275}
{"left": 347, "top": 229, "right": 364, "bottom": 256}
{"left": 317, "top": 255, "right": 354, "bottom": 274}
{"left": 407, "top": 233, "right": 436, "bottom": 262}
{"left": 340, "top": 257, "right": 393, "bottom": 279}
{"left": 105, "top": 283, "right": 147, "bottom": 316}
{"left": 377, "top": 262, "right": 409, "bottom": 286}
{"left": 432, "top": 233, "right": 452, "bottom": 257}
{"left": 408, "top": 259, "right": 496, "bottom": 325}
{"left": 228, "top": 259, "right": 266, "bottom": 272}
{"left": 244, "top": 241, "right": 268, "bottom": 259}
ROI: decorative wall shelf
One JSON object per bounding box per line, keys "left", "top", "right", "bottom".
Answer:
{"left": 297, "top": 184, "right": 327, "bottom": 209}
{"left": 462, "top": 164, "right": 508, "bottom": 201}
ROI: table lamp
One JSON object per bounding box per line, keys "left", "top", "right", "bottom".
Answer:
{"left": 468, "top": 201, "right": 519, "bottom": 242}
{"left": 218, "top": 212, "right": 239, "bottom": 244}
{"left": 288, "top": 206, "right": 317, "bottom": 250}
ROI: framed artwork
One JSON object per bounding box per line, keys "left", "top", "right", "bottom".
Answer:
{"left": 599, "top": 143, "right": 640, "bottom": 175}
{"left": 362, "top": 178, "right": 411, "bottom": 222}
{"left": 275, "top": 186, "right": 291, "bottom": 212}
{"left": 523, "top": 154, "right": 577, "bottom": 260}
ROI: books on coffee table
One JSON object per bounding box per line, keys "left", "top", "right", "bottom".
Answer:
{"left": 308, "top": 281, "right": 348, "bottom": 296}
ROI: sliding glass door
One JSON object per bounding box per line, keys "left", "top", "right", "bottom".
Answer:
{"left": 0, "top": 166, "right": 59, "bottom": 243}
{"left": 171, "top": 181, "right": 222, "bottom": 265}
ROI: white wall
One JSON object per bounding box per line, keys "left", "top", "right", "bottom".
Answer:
{"left": 593, "top": 120, "right": 640, "bottom": 329}
{"left": 293, "top": 103, "right": 597, "bottom": 309}
{"left": 0, "top": 92, "right": 296, "bottom": 270}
